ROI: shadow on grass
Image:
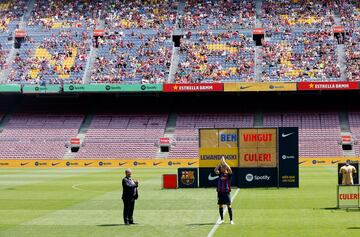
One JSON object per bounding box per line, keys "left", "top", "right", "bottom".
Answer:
{"left": 97, "top": 224, "right": 124, "bottom": 227}
{"left": 347, "top": 227, "right": 360, "bottom": 230}
{"left": 319, "top": 207, "right": 339, "bottom": 210}
{"left": 345, "top": 209, "right": 360, "bottom": 212}
{"left": 186, "top": 223, "right": 215, "bottom": 226}
{"left": 317, "top": 207, "right": 360, "bottom": 212}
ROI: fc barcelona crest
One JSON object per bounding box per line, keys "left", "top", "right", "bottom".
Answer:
{"left": 178, "top": 168, "right": 198, "bottom": 188}
{"left": 181, "top": 170, "right": 195, "bottom": 185}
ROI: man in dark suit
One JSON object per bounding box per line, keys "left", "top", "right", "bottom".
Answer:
{"left": 122, "top": 168, "right": 138, "bottom": 225}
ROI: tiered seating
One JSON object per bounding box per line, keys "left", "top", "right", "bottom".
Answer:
{"left": 261, "top": 30, "right": 340, "bottom": 82}
{"left": 264, "top": 112, "right": 342, "bottom": 157}
{"left": 261, "top": 0, "right": 335, "bottom": 32}
{"left": 90, "top": 30, "right": 173, "bottom": 84}
{"left": 104, "top": 0, "right": 177, "bottom": 30}
{"left": 8, "top": 29, "right": 91, "bottom": 84}
{"left": 340, "top": 1, "right": 360, "bottom": 81}
{"left": 179, "top": 0, "right": 255, "bottom": 30}
{"left": 76, "top": 114, "right": 167, "bottom": 159}
{"left": 6, "top": 0, "right": 99, "bottom": 85}
{"left": 0, "top": 113, "right": 84, "bottom": 159}
{"left": 0, "top": 0, "right": 357, "bottom": 84}
{"left": 91, "top": 0, "right": 175, "bottom": 84}
{"left": 0, "top": 0, "right": 26, "bottom": 73}
{"left": 0, "top": 34, "right": 11, "bottom": 71}
{"left": 345, "top": 29, "right": 360, "bottom": 81}
{"left": 339, "top": 0, "right": 360, "bottom": 29}
{"left": 348, "top": 112, "right": 360, "bottom": 156}
{"left": 27, "top": 0, "right": 101, "bottom": 30}
{"left": 169, "top": 113, "right": 254, "bottom": 158}
{"left": 0, "top": 0, "right": 26, "bottom": 33}
{"left": 176, "top": 31, "right": 255, "bottom": 83}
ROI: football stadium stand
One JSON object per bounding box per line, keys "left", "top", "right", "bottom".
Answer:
{"left": 9, "top": 29, "right": 90, "bottom": 84}
{"left": 263, "top": 112, "right": 342, "bottom": 157}
{"left": 176, "top": 31, "right": 255, "bottom": 83}
{"left": 0, "top": 0, "right": 357, "bottom": 84}
{"left": 348, "top": 112, "right": 360, "bottom": 156}
{"left": 261, "top": 29, "right": 341, "bottom": 82}
{"left": 0, "top": 0, "right": 360, "bottom": 161}
{"left": 0, "top": 109, "right": 354, "bottom": 159}
{"left": 0, "top": 113, "right": 83, "bottom": 159}
{"left": 76, "top": 114, "right": 167, "bottom": 159}
{"left": 178, "top": 0, "right": 255, "bottom": 30}
{"left": 90, "top": 30, "right": 173, "bottom": 84}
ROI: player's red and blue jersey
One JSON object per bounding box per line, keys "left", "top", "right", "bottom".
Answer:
{"left": 217, "top": 173, "right": 232, "bottom": 193}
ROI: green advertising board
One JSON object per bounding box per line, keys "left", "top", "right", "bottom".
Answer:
{"left": 0, "top": 84, "right": 21, "bottom": 93}
{"left": 63, "top": 84, "right": 163, "bottom": 93}
{"left": 22, "top": 85, "right": 61, "bottom": 94}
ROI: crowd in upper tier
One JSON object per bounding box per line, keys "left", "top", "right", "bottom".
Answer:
{"left": 90, "top": 29, "right": 173, "bottom": 84}
{"left": 261, "top": 29, "right": 341, "bottom": 82}
{"left": 176, "top": 30, "right": 255, "bottom": 83}
{"left": 0, "top": 0, "right": 357, "bottom": 84}
{"left": 178, "top": 0, "right": 255, "bottom": 30}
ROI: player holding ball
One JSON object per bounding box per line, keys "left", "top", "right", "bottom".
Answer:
{"left": 214, "top": 157, "right": 234, "bottom": 225}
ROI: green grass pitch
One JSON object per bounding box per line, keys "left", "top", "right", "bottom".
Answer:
{"left": 0, "top": 167, "right": 359, "bottom": 237}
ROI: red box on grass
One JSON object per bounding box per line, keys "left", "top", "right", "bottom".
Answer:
{"left": 162, "top": 174, "right": 177, "bottom": 189}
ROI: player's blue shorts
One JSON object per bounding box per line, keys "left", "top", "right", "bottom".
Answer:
{"left": 217, "top": 192, "right": 231, "bottom": 205}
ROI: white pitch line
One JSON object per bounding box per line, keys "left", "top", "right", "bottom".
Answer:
{"left": 71, "top": 183, "right": 89, "bottom": 192}
{"left": 207, "top": 188, "right": 240, "bottom": 237}
{"left": 71, "top": 183, "right": 104, "bottom": 192}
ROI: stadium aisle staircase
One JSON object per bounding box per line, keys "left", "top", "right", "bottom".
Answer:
{"left": 337, "top": 44, "right": 347, "bottom": 81}
{"left": 255, "top": 0, "right": 263, "bottom": 27}
{"left": 169, "top": 47, "right": 179, "bottom": 83}
{"left": 63, "top": 114, "right": 94, "bottom": 159}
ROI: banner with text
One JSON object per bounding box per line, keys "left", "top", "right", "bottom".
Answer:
{"left": 163, "top": 83, "right": 223, "bottom": 93}
{"left": 224, "top": 82, "right": 297, "bottom": 92}
{"left": 297, "top": 82, "right": 359, "bottom": 91}
{"left": 64, "top": 84, "right": 163, "bottom": 93}
{"left": 299, "top": 157, "right": 360, "bottom": 166}
{"left": 239, "top": 128, "right": 277, "bottom": 167}
{"left": 238, "top": 167, "right": 278, "bottom": 188}
{"left": 337, "top": 185, "right": 360, "bottom": 208}
{"left": 0, "top": 159, "right": 198, "bottom": 168}
{"left": 22, "top": 85, "right": 61, "bottom": 94}
{"left": 199, "top": 128, "right": 239, "bottom": 167}
{"left": 278, "top": 127, "right": 299, "bottom": 187}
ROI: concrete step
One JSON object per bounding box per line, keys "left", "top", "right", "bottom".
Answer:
{"left": 342, "top": 150, "right": 356, "bottom": 157}
{"left": 165, "top": 113, "right": 178, "bottom": 134}
{"left": 337, "top": 44, "right": 346, "bottom": 81}
{"left": 339, "top": 111, "right": 350, "bottom": 133}
{"left": 169, "top": 47, "right": 179, "bottom": 83}
{"left": 255, "top": 46, "right": 262, "bottom": 81}
{"left": 255, "top": 0, "right": 263, "bottom": 28}
{"left": 82, "top": 47, "right": 97, "bottom": 84}
{"left": 63, "top": 150, "right": 77, "bottom": 160}
{"left": 254, "top": 110, "right": 263, "bottom": 127}
{"left": 78, "top": 114, "right": 94, "bottom": 135}
{"left": 0, "top": 113, "right": 12, "bottom": 133}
